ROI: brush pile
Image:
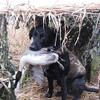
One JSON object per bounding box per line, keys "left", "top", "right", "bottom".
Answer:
{"left": 0, "top": 3, "right": 100, "bottom": 100}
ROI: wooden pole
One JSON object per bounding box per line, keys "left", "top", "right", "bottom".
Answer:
{"left": 0, "top": 14, "right": 15, "bottom": 75}
{"left": 0, "top": 14, "right": 16, "bottom": 100}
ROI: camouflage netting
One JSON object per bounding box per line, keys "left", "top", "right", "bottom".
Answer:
{"left": 5, "top": 7, "right": 99, "bottom": 69}
{"left": 3, "top": 5, "right": 100, "bottom": 83}
{"left": 0, "top": 4, "right": 100, "bottom": 100}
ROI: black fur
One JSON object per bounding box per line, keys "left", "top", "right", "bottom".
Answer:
{"left": 29, "top": 25, "right": 57, "bottom": 51}
{"left": 44, "top": 51, "right": 99, "bottom": 100}
{"left": 44, "top": 51, "right": 85, "bottom": 100}
{"left": 44, "top": 49, "right": 70, "bottom": 100}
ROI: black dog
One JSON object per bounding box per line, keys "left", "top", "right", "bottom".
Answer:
{"left": 29, "top": 16, "right": 57, "bottom": 51}
{"left": 14, "top": 15, "right": 98, "bottom": 100}
{"left": 44, "top": 48, "right": 70, "bottom": 100}
{"left": 44, "top": 50, "right": 99, "bottom": 100}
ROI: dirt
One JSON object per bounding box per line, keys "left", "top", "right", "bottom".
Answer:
{"left": 15, "top": 79, "right": 99, "bottom": 100}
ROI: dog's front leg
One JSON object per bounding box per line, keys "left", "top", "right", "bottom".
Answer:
{"left": 61, "top": 76, "right": 67, "bottom": 100}
{"left": 45, "top": 77, "right": 53, "bottom": 98}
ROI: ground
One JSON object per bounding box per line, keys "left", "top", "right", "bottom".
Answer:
{"left": 8, "top": 25, "right": 99, "bottom": 100}
{"left": 15, "top": 78, "right": 99, "bottom": 100}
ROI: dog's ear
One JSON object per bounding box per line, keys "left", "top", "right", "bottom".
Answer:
{"left": 45, "top": 16, "right": 49, "bottom": 26}
{"left": 29, "top": 27, "right": 35, "bottom": 40}
{"left": 35, "top": 15, "right": 43, "bottom": 26}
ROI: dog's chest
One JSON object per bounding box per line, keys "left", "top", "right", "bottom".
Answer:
{"left": 45, "top": 64, "right": 64, "bottom": 79}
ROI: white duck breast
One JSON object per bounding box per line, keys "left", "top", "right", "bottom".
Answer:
{"left": 19, "top": 49, "right": 59, "bottom": 72}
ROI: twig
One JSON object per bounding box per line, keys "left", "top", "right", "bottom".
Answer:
{"left": 0, "top": 79, "right": 11, "bottom": 94}
{"left": 74, "top": 9, "right": 86, "bottom": 46}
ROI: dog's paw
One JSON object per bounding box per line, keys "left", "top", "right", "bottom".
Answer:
{"left": 55, "top": 91, "right": 62, "bottom": 97}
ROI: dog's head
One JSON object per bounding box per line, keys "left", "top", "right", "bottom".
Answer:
{"left": 29, "top": 17, "right": 56, "bottom": 51}
{"left": 30, "top": 27, "right": 53, "bottom": 50}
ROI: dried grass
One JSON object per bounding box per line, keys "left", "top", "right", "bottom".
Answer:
{"left": 5, "top": 3, "right": 100, "bottom": 100}
{"left": 7, "top": 24, "right": 30, "bottom": 66}
{"left": 5, "top": 4, "right": 99, "bottom": 51}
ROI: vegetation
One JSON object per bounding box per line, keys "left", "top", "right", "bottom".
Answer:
{"left": 0, "top": 5, "right": 100, "bottom": 100}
